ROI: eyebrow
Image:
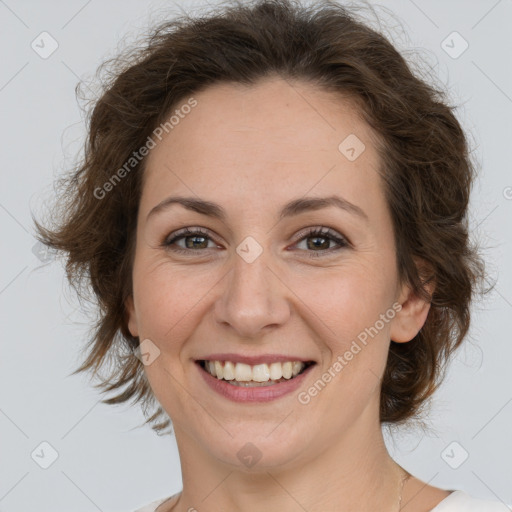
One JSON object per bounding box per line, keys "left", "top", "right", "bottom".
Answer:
{"left": 146, "top": 194, "right": 369, "bottom": 223}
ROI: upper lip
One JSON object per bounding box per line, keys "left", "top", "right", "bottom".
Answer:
{"left": 196, "top": 353, "right": 316, "bottom": 365}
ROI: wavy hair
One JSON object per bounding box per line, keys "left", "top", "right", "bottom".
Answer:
{"left": 34, "top": 0, "right": 489, "bottom": 434}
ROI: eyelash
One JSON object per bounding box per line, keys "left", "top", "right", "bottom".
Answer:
{"left": 162, "top": 226, "right": 349, "bottom": 259}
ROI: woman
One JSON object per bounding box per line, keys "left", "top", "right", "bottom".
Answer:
{"left": 34, "top": 0, "right": 508, "bottom": 510}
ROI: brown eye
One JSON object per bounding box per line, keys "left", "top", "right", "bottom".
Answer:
{"left": 163, "top": 227, "right": 218, "bottom": 254}
{"left": 293, "top": 227, "right": 349, "bottom": 258}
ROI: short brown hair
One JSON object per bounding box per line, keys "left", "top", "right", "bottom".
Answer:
{"left": 34, "top": 0, "right": 488, "bottom": 434}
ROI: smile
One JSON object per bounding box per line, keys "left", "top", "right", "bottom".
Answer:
{"left": 200, "top": 359, "right": 314, "bottom": 385}
{"left": 196, "top": 359, "right": 316, "bottom": 402}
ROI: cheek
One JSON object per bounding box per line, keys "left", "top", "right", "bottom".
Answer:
{"left": 132, "top": 262, "right": 217, "bottom": 349}
{"left": 305, "top": 263, "right": 394, "bottom": 339}
{"left": 304, "top": 262, "right": 396, "bottom": 394}
{"left": 133, "top": 266, "right": 208, "bottom": 406}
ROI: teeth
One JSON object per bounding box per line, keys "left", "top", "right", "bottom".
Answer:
{"left": 292, "top": 361, "right": 303, "bottom": 376}
{"left": 214, "top": 361, "right": 223, "bottom": 380}
{"left": 282, "top": 361, "right": 293, "bottom": 379}
{"left": 202, "top": 360, "right": 308, "bottom": 382}
{"left": 252, "top": 364, "right": 270, "bottom": 382}
{"left": 223, "top": 361, "right": 235, "bottom": 380}
{"left": 269, "top": 362, "right": 282, "bottom": 380}
{"left": 235, "top": 362, "right": 252, "bottom": 381}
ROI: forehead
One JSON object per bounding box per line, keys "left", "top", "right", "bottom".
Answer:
{"left": 141, "top": 77, "right": 385, "bottom": 220}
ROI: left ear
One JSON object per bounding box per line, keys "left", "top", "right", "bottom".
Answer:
{"left": 390, "top": 258, "right": 435, "bottom": 343}
{"left": 124, "top": 294, "right": 139, "bottom": 339}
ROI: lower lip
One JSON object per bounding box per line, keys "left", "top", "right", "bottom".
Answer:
{"left": 196, "top": 362, "right": 315, "bottom": 403}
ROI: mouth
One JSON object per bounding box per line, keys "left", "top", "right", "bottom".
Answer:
{"left": 196, "top": 359, "right": 316, "bottom": 387}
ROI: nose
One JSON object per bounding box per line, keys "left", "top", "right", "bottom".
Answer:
{"left": 214, "top": 248, "right": 291, "bottom": 339}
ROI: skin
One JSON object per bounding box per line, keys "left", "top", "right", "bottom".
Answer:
{"left": 125, "top": 77, "right": 451, "bottom": 512}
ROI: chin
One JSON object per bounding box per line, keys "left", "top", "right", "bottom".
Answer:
{"left": 203, "top": 426, "right": 309, "bottom": 471}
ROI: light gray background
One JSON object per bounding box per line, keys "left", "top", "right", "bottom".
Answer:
{"left": 1, "top": 0, "right": 511, "bottom": 511}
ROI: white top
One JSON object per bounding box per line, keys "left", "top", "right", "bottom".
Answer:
{"left": 132, "top": 490, "right": 510, "bottom": 511}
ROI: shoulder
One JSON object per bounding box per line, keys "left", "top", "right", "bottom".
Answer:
{"left": 132, "top": 490, "right": 511, "bottom": 512}
{"left": 431, "top": 490, "right": 510, "bottom": 511}
{"left": 132, "top": 496, "right": 172, "bottom": 512}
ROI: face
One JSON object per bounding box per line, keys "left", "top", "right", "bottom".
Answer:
{"left": 125, "top": 77, "right": 430, "bottom": 470}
